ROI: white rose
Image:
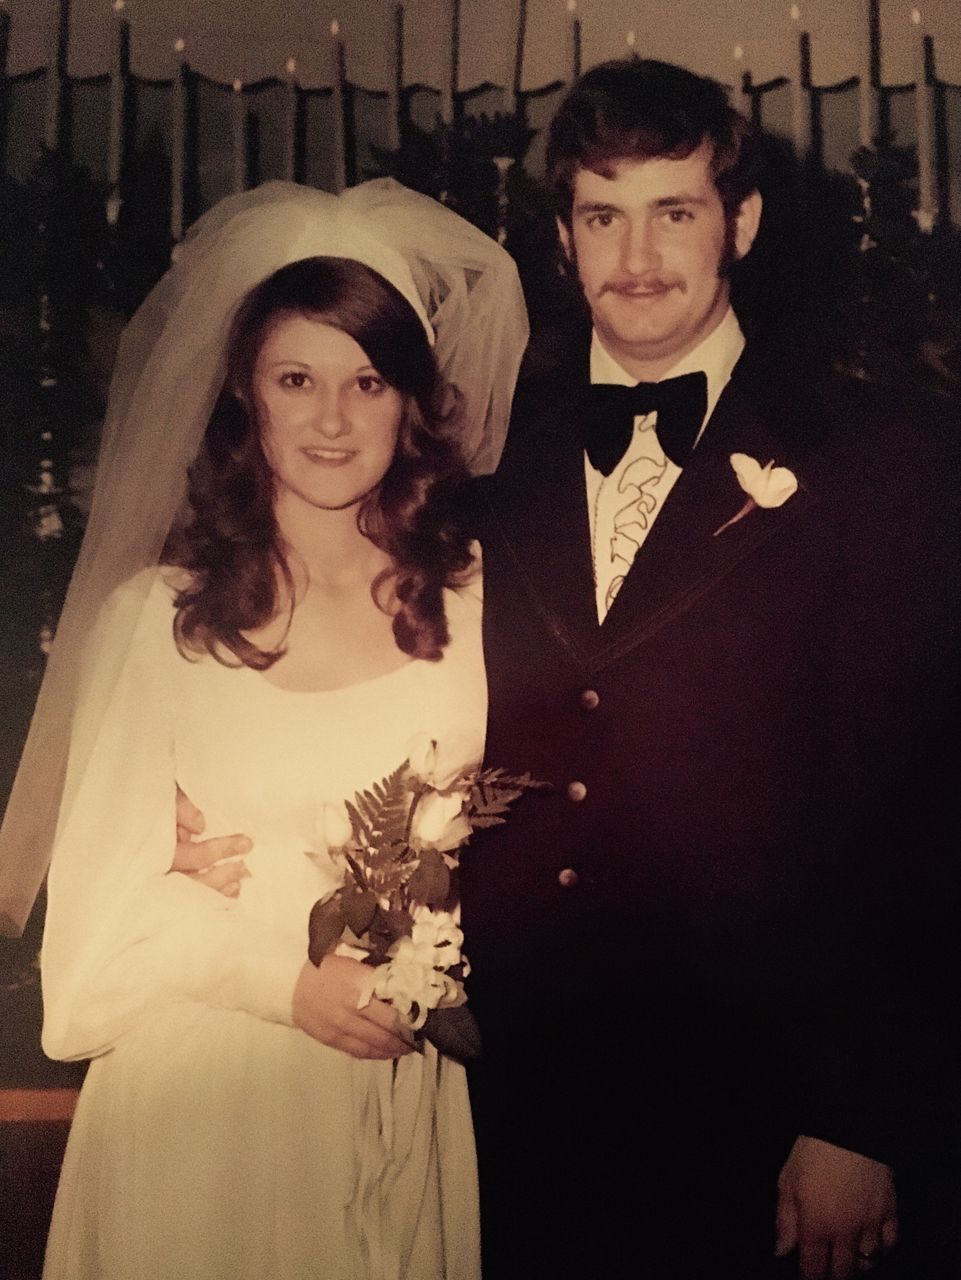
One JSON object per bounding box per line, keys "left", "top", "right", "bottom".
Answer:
{"left": 316, "top": 802, "right": 352, "bottom": 850}
{"left": 410, "top": 789, "right": 471, "bottom": 849}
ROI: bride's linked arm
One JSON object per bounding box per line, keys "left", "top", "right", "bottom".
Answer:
{"left": 41, "top": 576, "right": 408, "bottom": 1064}
{"left": 171, "top": 797, "right": 411, "bottom": 1061}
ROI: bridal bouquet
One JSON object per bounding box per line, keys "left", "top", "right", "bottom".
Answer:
{"left": 306, "top": 734, "right": 544, "bottom": 1061}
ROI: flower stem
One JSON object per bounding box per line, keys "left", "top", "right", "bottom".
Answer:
{"left": 713, "top": 496, "right": 757, "bottom": 538}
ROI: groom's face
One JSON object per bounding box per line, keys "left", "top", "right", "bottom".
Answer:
{"left": 558, "top": 142, "right": 760, "bottom": 380}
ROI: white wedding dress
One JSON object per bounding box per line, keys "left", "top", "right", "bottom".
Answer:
{"left": 41, "top": 569, "right": 486, "bottom": 1280}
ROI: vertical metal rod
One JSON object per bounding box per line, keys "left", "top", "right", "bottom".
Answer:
{"left": 386, "top": 3, "right": 403, "bottom": 152}
{"left": 170, "top": 43, "right": 187, "bottom": 245}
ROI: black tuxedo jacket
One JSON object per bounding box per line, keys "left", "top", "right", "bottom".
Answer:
{"left": 460, "top": 331, "right": 960, "bottom": 1273}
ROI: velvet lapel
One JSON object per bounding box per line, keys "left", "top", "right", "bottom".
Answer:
{"left": 486, "top": 411, "right": 599, "bottom": 664}
{"left": 591, "top": 369, "right": 818, "bottom": 668}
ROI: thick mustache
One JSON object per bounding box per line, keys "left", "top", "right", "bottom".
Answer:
{"left": 601, "top": 278, "right": 682, "bottom": 296}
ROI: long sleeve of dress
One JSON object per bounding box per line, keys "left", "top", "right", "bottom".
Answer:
{"left": 41, "top": 573, "right": 306, "bottom": 1062}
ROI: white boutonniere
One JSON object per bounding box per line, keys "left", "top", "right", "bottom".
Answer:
{"left": 713, "top": 453, "right": 798, "bottom": 537}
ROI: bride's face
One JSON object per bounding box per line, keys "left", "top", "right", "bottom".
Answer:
{"left": 254, "top": 313, "right": 404, "bottom": 513}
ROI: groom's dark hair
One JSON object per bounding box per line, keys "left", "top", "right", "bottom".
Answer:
{"left": 547, "top": 59, "right": 762, "bottom": 226}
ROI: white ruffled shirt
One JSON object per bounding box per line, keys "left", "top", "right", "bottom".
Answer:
{"left": 585, "top": 307, "right": 745, "bottom": 622}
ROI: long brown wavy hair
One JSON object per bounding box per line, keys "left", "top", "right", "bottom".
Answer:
{"left": 164, "top": 256, "right": 474, "bottom": 668}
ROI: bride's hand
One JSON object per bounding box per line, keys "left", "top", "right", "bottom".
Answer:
{"left": 171, "top": 786, "right": 252, "bottom": 897}
{"left": 293, "top": 955, "right": 413, "bottom": 1060}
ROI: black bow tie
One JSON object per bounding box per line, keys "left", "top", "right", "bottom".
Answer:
{"left": 580, "top": 371, "right": 708, "bottom": 476}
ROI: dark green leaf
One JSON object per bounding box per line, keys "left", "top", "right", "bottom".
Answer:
{"left": 308, "top": 896, "right": 346, "bottom": 966}
{"left": 406, "top": 847, "right": 451, "bottom": 905}
{"left": 368, "top": 905, "right": 412, "bottom": 954}
{"left": 422, "top": 1006, "right": 483, "bottom": 1062}
{"left": 343, "top": 888, "right": 377, "bottom": 937}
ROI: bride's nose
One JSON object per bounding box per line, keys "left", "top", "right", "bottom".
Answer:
{"left": 312, "top": 391, "right": 350, "bottom": 439}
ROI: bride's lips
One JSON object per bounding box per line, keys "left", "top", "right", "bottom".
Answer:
{"left": 302, "top": 446, "right": 357, "bottom": 465}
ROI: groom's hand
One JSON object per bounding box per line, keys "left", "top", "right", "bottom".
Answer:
{"left": 172, "top": 786, "right": 252, "bottom": 897}
{"left": 775, "top": 1136, "right": 898, "bottom": 1279}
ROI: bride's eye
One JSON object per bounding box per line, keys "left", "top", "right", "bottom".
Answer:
{"left": 356, "top": 374, "right": 386, "bottom": 395}
{"left": 280, "top": 370, "right": 310, "bottom": 390}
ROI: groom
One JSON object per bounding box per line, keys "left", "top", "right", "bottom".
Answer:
{"left": 458, "top": 58, "right": 959, "bottom": 1280}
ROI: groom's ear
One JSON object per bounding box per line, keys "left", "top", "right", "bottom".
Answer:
{"left": 733, "top": 190, "right": 763, "bottom": 261}
{"left": 556, "top": 216, "right": 574, "bottom": 261}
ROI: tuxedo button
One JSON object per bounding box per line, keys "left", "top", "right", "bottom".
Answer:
{"left": 567, "top": 780, "right": 587, "bottom": 802}
{"left": 558, "top": 867, "right": 579, "bottom": 888}
{"left": 579, "top": 688, "right": 600, "bottom": 712}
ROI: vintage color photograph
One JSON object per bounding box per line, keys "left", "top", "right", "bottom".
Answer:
{"left": 1, "top": 1, "right": 959, "bottom": 1277}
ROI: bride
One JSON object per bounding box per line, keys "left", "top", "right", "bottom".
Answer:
{"left": 0, "top": 181, "right": 526, "bottom": 1280}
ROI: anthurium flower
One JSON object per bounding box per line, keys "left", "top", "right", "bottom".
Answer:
{"left": 714, "top": 454, "right": 798, "bottom": 537}
{"left": 730, "top": 453, "right": 798, "bottom": 507}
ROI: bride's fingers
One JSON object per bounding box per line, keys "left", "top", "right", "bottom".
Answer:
{"left": 294, "top": 958, "right": 412, "bottom": 1058}
{"left": 345, "top": 1019, "right": 412, "bottom": 1058}
{"left": 359, "top": 996, "right": 408, "bottom": 1032}
{"left": 339, "top": 1032, "right": 408, "bottom": 1060}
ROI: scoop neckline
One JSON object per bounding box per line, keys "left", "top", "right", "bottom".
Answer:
{"left": 244, "top": 654, "right": 421, "bottom": 698}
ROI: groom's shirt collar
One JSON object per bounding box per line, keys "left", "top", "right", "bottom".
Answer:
{"left": 588, "top": 304, "right": 745, "bottom": 441}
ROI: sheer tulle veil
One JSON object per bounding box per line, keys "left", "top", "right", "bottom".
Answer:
{"left": 0, "top": 179, "right": 529, "bottom": 935}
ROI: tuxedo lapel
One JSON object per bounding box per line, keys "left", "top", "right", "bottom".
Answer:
{"left": 485, "top": 344, "right": 819, "bottom": 672}
{"left": 593, "top": 372, "right": 818, "bottom": 666}
{"left": 484, "top": 414, "right": 599, "bottom": 664}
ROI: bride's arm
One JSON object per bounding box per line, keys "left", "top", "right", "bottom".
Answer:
{"left": 42, "top": 577, "right": 409, "bottom": 1064}
{"left": 41, "top": 578, "right": 305, "bottom": 1061}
